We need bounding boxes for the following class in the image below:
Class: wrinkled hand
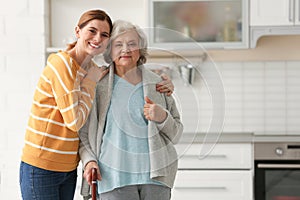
[156,73,174,96]
[144,96,167,123]
[86,66,109,82]
[83,161,102,186]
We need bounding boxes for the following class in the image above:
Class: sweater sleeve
[79,99,98,168]
[157,95,184,144]
[45,52,96,132]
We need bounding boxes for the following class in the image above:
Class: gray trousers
[99,184,171,200]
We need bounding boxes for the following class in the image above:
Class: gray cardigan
[79,64,183,199]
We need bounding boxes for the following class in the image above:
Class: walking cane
[91,168,97,200]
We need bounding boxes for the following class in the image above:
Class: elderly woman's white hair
[103,20,148,66]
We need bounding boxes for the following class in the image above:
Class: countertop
[179,132,300,144]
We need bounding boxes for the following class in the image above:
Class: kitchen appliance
[255,142,300,200]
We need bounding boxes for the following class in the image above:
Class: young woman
[19,9,113,200]
[79,20,183,200]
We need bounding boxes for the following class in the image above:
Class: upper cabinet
[251,0,300,26]
[46,0,300,53]
[250,0,300,47]
[148,0,249,50]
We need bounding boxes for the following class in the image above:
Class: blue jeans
[19,161,77,200]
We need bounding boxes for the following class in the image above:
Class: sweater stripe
[41,74,51,84]
[58,94,91,113]
[66,117,79,128]
[80,107,86,122]
[57,52,73,79]
[26,126,79,141]
[78,71,85,77]
[30,113,66,127]
[41,75,57,98]
[25,140,77,155]
[47,61,69,93]
[33,100,57,109]
[82,91,91,98]
[60,102,78,113]
[30,111,81,129]
[80,100,90,113]
[36,86,53,97]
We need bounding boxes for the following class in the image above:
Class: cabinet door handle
[175,186,227,190]
[183,154,227,159]
[257,163,300,169]
[298,0,300,22]
[290,0,295,22]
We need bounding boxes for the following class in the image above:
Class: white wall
[168,60,300,135]
[50,0,147,47]
[0,0,46,199]
[1,0,300,199]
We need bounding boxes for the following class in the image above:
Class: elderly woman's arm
[144,96,183,144]
[79,106,97,166]
[79,100,102,185]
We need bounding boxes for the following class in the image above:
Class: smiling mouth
[120,55,131,59]
[89,42,101,49]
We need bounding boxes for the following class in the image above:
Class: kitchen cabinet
[46,0,249,51]
[172,170,252,200]
[173,143,253,200]
[148,0,249,49]
[176,143,252,169]
[250,0,300,26]
[250,0,300,47]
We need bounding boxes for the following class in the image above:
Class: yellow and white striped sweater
[21,51,96,172]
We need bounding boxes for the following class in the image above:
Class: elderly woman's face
[111,30,140,68]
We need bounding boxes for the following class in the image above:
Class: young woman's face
[111,30,140,69]
[76,19,110,57]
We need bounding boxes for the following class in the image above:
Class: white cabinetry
[172,143,253,200]
[250,0,300,26]
[250,0,300,48]
[173,171,252,200]
[148,0,249,49]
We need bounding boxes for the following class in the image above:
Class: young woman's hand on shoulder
[86,66,109,82]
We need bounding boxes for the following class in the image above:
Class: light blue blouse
[98,75,162,194]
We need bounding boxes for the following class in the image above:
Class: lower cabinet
[171,170,252,200]
[172,143,253,200]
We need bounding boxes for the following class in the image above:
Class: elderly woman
[79,20,183,200]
